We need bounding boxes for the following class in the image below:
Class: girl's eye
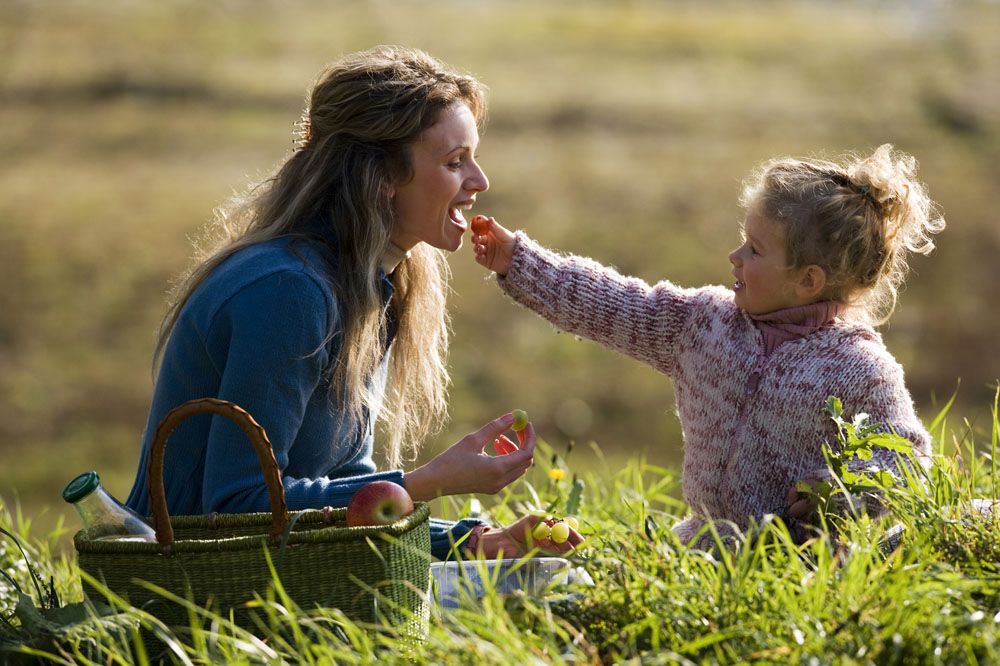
[447,160,463,170]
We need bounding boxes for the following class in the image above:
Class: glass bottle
[62,471,157,542]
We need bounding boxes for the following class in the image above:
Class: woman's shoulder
[188,237,337,325]
[207,237,331,292]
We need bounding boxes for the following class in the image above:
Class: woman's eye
[447,161,462,170]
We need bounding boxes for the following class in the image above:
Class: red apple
[346,480,414,527]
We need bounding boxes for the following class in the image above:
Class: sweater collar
[749,301,847,356]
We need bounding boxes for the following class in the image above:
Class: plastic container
[430,557,593,609]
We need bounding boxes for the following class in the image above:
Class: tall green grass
[2,396,998,664]
[3,1,1000,546]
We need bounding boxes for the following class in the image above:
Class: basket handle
[147,398,289,549]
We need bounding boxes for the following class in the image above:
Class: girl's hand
[472,514,584,559]
[404,413,536,501]
[471,215,516,276]
[786,480,822,522]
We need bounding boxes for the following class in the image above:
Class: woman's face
[390,102,489,253]
[728,201,807,315]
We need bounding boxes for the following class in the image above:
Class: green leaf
[871,470,897,489]
[565,477,585,516]
[39,601,115,628]
[13,593,58,636]
[867,434,914,454]
[841,470,861,485]
[825,396,843,420]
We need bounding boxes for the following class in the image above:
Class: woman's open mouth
[449,201,475,229]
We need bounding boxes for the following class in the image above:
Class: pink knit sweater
[497,233,930,546]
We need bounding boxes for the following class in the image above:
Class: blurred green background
[2,1,998,541]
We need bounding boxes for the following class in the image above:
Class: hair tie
[295,115,313,149]
[857,185,878,207]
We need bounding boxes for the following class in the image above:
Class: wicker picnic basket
[73,398,432,636]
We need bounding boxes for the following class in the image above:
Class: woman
[125,46,580,558]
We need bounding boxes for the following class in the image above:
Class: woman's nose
[466,162,489,193]
[728,248,740,265]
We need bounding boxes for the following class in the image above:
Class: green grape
[532,521,551,541]
[564,516,579,531]
[550,521,570,544]
[511,409,529,432]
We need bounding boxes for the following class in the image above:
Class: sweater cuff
[428,517,488,561]
[496,232,565,306]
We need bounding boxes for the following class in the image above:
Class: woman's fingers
[508,422,536,460]
[469,413,517,452]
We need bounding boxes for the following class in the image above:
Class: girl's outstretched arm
[472,217,705,377]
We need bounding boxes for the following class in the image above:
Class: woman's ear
[795,265,827,301]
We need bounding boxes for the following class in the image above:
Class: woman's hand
[404,413,536,501]
[472,514,584,559]
[471,215,516,276]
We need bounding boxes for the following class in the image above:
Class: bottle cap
[62,471,101,504]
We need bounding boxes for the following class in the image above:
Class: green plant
[0,527,123,662]
[796,396,916,519]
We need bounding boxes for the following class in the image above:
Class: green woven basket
[73,398,432,637]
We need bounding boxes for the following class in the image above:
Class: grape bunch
[532,516,579,544]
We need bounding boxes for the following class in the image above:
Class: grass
[2,396,999,664]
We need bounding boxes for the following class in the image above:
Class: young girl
[472,144,944,546]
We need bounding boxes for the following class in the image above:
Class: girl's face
[390,102,489,253]
[728,201,810,315]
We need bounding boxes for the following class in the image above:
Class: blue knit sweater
[125,226,480,558]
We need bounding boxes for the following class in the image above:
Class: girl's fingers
[787,497,815,520]
[786,486,800,507]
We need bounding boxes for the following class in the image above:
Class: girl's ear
[795,265,827,301]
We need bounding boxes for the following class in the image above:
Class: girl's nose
[728,248,740,265]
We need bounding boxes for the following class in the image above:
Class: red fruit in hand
[471,215,490,235]
[346,480,414,527]
[493,436,519,456]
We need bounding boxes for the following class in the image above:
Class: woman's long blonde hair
[155,46,487,466]
[741,144,945,326]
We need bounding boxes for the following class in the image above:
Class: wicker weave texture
[76,504,431,631]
